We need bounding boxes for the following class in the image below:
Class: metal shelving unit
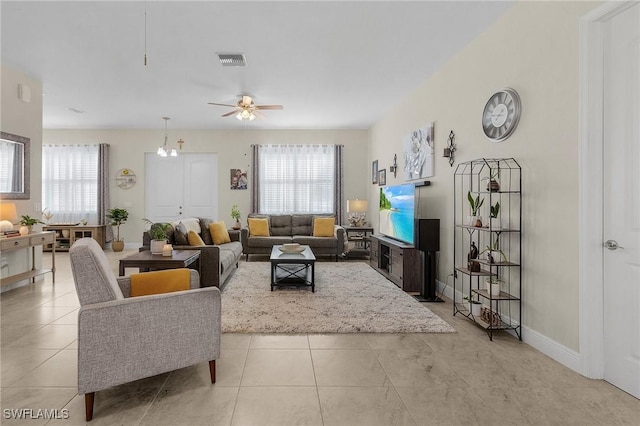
[453,158,522,340]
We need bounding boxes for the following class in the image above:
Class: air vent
[217,53,246,67]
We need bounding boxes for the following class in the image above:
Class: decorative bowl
[279,244,304,253]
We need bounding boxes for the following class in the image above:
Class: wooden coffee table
[119,250,201,282]
[270,245,316,292]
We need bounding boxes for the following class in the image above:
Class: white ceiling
[1,1,513,130]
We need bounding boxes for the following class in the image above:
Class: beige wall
[369,1,598,351]
[1,65,44,285]
[44,128,369,244]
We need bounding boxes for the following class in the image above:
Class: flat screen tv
[379,183,415,244]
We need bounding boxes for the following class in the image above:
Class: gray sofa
[240,214,345,261]
[142,218,242,290]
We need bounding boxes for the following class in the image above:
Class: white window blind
[0,141,16,192]
[42,145,99,224]
[259,145,335,214]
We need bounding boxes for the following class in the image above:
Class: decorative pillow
[180,218,202,235]
[199,218,214,245]
[313,217,335,237]
[248,218,270,237]
[209,221,231,245]
[174,222,189,246]
[187,230,205,246]
[130,268,190,297]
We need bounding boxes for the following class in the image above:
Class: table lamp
[346,199,368,227]
[0,202,18,232]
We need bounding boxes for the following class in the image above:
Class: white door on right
[602,1,640,399]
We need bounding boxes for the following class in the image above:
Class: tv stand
[369,235,420,293]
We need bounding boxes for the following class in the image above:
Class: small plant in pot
[484,169,500,192]
[142,218,172,255]
[480,237,507,264]
[489,201,501,230]
[485,278,504,298]
[106,208,129,252]
[17,215,44,235]
[231,204,241,230]
[464,296,482,317]
[467,191,484,227]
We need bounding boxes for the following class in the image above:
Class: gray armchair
[69,238,221,421]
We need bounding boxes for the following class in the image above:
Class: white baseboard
[436,279,582,374]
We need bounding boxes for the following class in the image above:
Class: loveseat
[240,214,345,261]
[141,218,242,289]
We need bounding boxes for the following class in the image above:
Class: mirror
[0,131,30,200]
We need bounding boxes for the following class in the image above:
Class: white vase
[467,215,482,227]
[486,279,502,298]
[150,239,166,255]
[470,302,482,317]
[19,225,30,236]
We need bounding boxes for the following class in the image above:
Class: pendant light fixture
[157,117,179,157]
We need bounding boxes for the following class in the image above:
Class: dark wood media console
[369,234,421,293]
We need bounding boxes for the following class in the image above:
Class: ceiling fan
[208,95,283,121]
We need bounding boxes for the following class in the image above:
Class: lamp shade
[0,202,17,232]
[347,199,368,213]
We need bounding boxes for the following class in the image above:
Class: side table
[344,226,374,259]
[119,250,202,284]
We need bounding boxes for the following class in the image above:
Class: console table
[369,234,420,293]
[0,231,56,286]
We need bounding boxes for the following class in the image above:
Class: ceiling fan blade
[255,105,283,110]
[221,110,239,117]
[254,110,268,119]
[208,102,237,108]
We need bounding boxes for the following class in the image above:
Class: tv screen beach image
[379,184,415,244]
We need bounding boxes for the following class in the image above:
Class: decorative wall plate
[116,168,136,189]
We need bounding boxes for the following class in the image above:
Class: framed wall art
[372,160,378,184]
[230,169,248,190]
[403,122,434,181]
[378,169,387,186]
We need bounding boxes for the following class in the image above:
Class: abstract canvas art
[403,123,434,180]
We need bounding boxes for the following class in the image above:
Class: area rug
[221,262,455,334]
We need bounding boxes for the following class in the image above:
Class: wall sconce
[443,130,456,167]
[389,154,398,178]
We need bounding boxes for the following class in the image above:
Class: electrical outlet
[123,202,132,207]
[33,202,41,212]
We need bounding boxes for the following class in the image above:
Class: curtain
[253,144,342,215]
[98,144,112,242]
[42,145,99,224]
[334,144,344,224]
[250,144,260,214]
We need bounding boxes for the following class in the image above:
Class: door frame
[578,0,637,379]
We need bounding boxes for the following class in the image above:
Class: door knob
[603,240,624,250]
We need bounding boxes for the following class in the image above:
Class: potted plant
[17,215,44,235]
[231,204,242,230]
[467,191,484,227]
[484,169,501,192]
[106,207,129,252]
[480,237,507,264]
[464,296,482,317]
[489,201,501,230]
[142,218,172,255]
[485,278,503,298]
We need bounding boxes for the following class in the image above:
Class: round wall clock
[116,168,136,189]
[482,88,521,142]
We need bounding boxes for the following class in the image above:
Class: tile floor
[1,249,638,425]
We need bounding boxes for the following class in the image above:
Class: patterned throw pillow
[174,222,189,245]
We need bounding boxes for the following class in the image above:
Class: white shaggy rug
[221,262,455,334]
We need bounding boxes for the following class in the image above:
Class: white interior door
[602,1,640,399]
[145,153,219,223]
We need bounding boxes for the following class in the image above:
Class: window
[42,145,99,224]
[259,145,335,214]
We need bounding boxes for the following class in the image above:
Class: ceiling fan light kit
[208,95,283,121]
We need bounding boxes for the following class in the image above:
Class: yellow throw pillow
[187,230,205,246]
[248,218,270,237]
[209,221,231,245]
[130,268,191,297]
[313,217,335,237]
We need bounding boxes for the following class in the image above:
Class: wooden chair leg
[209,360,216,383]
[85,392,95,421]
